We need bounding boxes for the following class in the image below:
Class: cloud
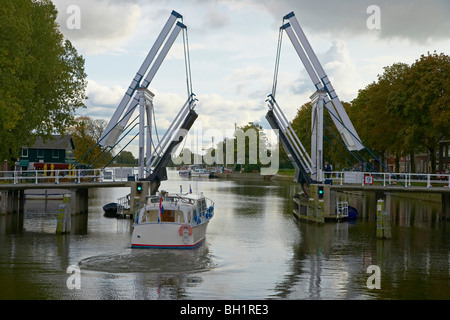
[223,66,273,98]
[202,5,231,30]
[319,40,362,101]
[86,80,125,106]
[244,0,450,43]
[54,0,141,55]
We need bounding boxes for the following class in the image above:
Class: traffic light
[318,186,324,199]
[136,182,143,195]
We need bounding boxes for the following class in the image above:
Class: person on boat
[325,162,332,178]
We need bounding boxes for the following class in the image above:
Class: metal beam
[282,12,364,151]
[99,11,183,148]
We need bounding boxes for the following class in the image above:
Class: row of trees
[349,51,449,173]
[289,51,449,173]
[171,122,275,173]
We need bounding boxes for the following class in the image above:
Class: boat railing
[336,200,349,219]
[117,194,130,215]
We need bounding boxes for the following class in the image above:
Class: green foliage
[67,116,112,168]
[0,0,87,164]
[349,63,408,158]
[232,122,271,173]
[290,101,353,170]
[115,151,138,166]
[387,52,450,172]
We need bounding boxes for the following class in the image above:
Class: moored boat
[103,202,119,217]
[131,191,214,249]
[190,168,211,178]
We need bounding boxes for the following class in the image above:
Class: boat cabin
[138,195,209,225]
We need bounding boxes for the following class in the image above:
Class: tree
[115,151,138,166]
[349,63,409,168]
[387,52,450,173]
[67,116,112,168]
[0,0,87,165]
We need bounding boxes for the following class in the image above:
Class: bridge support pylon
[70,188,88,215]
[293,184,336,223]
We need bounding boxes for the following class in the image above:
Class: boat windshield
[197,198,207,212]
[147,195,196,205]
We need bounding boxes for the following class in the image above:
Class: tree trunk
[410,152,415,173]
[429,147,436,174]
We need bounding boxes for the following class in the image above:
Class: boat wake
[78,245,216,274]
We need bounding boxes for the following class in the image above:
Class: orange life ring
[179,225,193,236]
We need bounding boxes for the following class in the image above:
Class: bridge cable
[100,132,140,171]
[271,27,284,98]
[182,26,193,97]
[323,134,355,169]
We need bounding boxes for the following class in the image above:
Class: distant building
[384,138,449,173]
[18,135,76,170]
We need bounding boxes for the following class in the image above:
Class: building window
[52,149,59,158]
[37,149,44,158]
[22,148,28,158]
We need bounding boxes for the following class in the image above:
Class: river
[0,169,449,300]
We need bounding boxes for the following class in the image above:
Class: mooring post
[376,199,384,238]
[376,198,391,239]
[56,194,71,234]
[316,199,325,224]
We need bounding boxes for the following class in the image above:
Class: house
[384,137,450,174]
[19,135,76,170]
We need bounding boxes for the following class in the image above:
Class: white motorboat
[131,191,214,249]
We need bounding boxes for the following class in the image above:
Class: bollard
[307,198,315,219]
[316,199,325,224]
[56,194,71,234]
[376,199,391,239]
[376,199,384,238]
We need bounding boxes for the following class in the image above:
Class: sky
[53,0,450,158]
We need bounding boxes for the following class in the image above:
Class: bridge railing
[327,171,450,189]
[0,167,139,185]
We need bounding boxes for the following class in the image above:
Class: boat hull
[131,221,209,249]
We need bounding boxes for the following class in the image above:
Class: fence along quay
[0,167,138,215]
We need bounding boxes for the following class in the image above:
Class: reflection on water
[0,169,449,300]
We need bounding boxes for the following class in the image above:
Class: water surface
[0,170,449,300]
